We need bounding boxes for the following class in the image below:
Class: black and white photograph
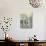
[20,14,32,28]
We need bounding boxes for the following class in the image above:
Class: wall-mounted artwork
[20,13,33,29]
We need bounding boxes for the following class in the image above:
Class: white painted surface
[0,0,46,40]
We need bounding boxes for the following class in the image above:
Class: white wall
[0,0,46,40]
[33,8,46,40]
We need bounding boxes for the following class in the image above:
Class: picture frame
[20,13,33,29]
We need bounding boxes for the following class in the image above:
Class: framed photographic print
[20,13,33,29]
